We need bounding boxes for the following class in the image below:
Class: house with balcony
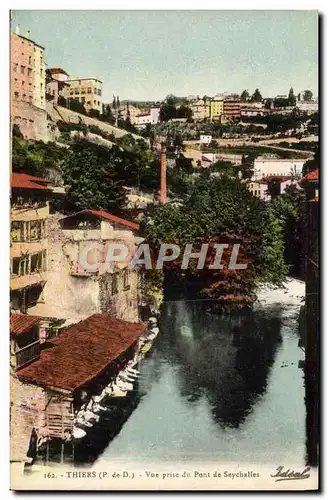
[10,173,57,314]
[10,314,42,371]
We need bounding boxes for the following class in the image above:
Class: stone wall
[34,213,140,323]
[10,376,46,462]
[11,100,48,141]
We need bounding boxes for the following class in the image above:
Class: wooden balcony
[15,340,40,370]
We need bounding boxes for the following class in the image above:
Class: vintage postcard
[9,9,319,491]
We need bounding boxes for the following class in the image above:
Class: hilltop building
[135,107,160,128]
[63,78,103,114]
[10,31,47,140]
[209,100,224,122]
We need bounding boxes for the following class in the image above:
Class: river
[88,279,306,468]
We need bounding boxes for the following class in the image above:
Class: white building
[253,158,306,180]
[200,134,212,145]
[135,107,160,128]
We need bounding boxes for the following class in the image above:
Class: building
[135,107,160,128]
[253,158,307,180]
[45,68,70,106]
[118,104,142,125]
[190,99,210,121]
[63,78,103,114]
[199,134,212,145]
[297,101,319,114]
[10,173,56,314]
[11,313,147,461]
[209,100,224,121]
[223,99,241,120]
[10,31,47,140]
[37,209,141,324]
[240,108,265,118]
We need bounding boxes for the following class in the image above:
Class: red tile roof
[11,173,51,191]
[302,168,319,181]
[16,314,146,391]
[61,209,139,231]
[10,314,41,335]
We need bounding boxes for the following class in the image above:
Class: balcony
[15,340,40,370]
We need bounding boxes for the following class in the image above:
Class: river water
[91,280,306,467]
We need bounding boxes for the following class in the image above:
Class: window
[87,87,91,93]
[40,69,43,77]
[14,91,19,98]
[22,81,25,87]
[97,101,100,106]
[111,274,118,295]
[13,63,18,72]
[22,94,26,100]
[70,91,74,96]
[123,271,130,290]
[11,221,24,242]
[29,220,43,241]
[74,89,79,95]
[28,56,31,64]
[12,257,20,276]
[94,100,96,105]
[81,97,85,103]
[20,65,25,74]
[81,89,86,95]
[97,89,101,96]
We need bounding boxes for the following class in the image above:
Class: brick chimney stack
[160,142,167,203]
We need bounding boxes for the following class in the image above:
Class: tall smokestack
[160,142,167,203]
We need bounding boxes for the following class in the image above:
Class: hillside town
[10,20,319,475]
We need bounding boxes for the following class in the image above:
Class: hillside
[46,103,146,142]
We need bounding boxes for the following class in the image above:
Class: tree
[303,90,313,102]
[67,98,87,115]
[144,175,288,311]
[240,89,250,102]
[251,88,263,103]
[61,139,126,212]
[264,98,273,109]
[102,104,116,125]
[117,96,120,109]
[302,147,319,175]
[288,87,296,107]
[112,95,117,110]
[271,184,306,276]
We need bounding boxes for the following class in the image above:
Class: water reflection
[159,301,283,429]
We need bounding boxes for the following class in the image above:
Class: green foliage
[61,139,126,212]
[302,147,319,175]
[12,132,66,177]
[288,87,296,107]
[240,89,250,102]
[303,90,313,102]
[144,175,288,309]
[270,184,306,275]
[251,88,263,103]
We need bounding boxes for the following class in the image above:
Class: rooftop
[60,209,140,231]
[11,173,52,191]
[16,314,146,391]
[302,168,319,181]
[10,314,41,336]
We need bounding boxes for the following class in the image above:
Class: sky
[11,10,318,103]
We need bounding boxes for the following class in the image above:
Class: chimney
[160,142,167,203]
